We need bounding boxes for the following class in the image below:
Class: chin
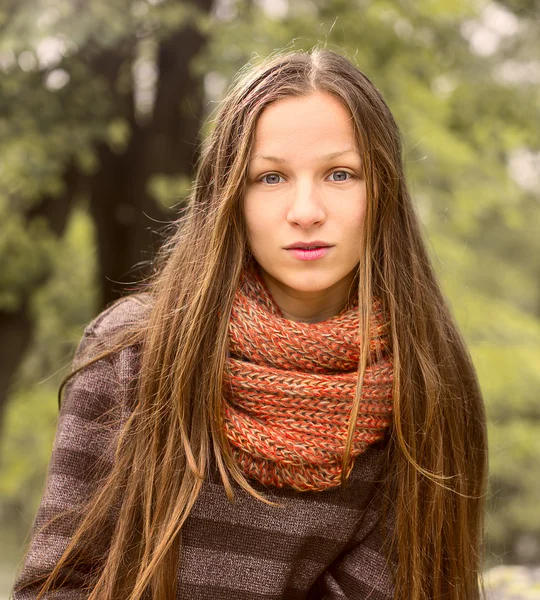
[276,268,347,294]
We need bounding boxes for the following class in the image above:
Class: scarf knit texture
[224,267,393,492]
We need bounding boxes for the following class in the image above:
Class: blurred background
[0,0,539,597]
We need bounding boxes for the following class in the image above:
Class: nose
[286,181,326,229]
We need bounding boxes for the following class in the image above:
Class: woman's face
[244,92,367,319]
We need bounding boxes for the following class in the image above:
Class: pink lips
[286,247,331,261]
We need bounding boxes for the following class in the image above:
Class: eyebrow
[249,149,360,163]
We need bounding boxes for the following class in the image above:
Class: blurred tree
[0,0,214,426]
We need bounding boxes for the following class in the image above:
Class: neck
[258,268,358,323]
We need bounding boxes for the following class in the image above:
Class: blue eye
[329,170,352,182]
[260,173,284,185]
[257,171,353,184]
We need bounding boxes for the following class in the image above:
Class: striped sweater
[12,297,395,600]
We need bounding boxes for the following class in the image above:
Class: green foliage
[0,200,57,311]
[0,385,58,511]
[0,207,97,557]
[22,206,98,380]
[488,420,540,562]
[148,173,192,209]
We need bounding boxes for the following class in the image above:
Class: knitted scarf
[224,266,393,492]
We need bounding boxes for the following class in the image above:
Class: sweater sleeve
[11,304,133,600]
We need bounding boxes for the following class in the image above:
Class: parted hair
[16,47,487,600]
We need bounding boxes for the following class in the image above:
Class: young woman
[12,48,488,600]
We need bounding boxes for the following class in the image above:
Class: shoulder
[71,293,153,374]
[84,293,153,339]
[65,295,153,415]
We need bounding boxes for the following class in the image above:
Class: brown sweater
[12,297,395,600]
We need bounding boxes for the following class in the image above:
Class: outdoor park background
[0,0,539,596]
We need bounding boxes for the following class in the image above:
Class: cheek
[353,186,368,227]
[244,193,282,234]
[358,204,367,229]
[243,196,274,253]
[243,199,261,244]
[338,195,367,233]
[337,199,366,256]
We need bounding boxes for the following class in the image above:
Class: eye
[259,173,285,185]
[328,170,353,182]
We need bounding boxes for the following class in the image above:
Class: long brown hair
[16,48,488,600]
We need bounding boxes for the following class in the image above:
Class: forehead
[251,92,357,156]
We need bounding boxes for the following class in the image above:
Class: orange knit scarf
[224,266,393,492]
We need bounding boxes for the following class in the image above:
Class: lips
[285,246,332,261]
[284,241,332,249]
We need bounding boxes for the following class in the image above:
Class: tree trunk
[90,3,214,308]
